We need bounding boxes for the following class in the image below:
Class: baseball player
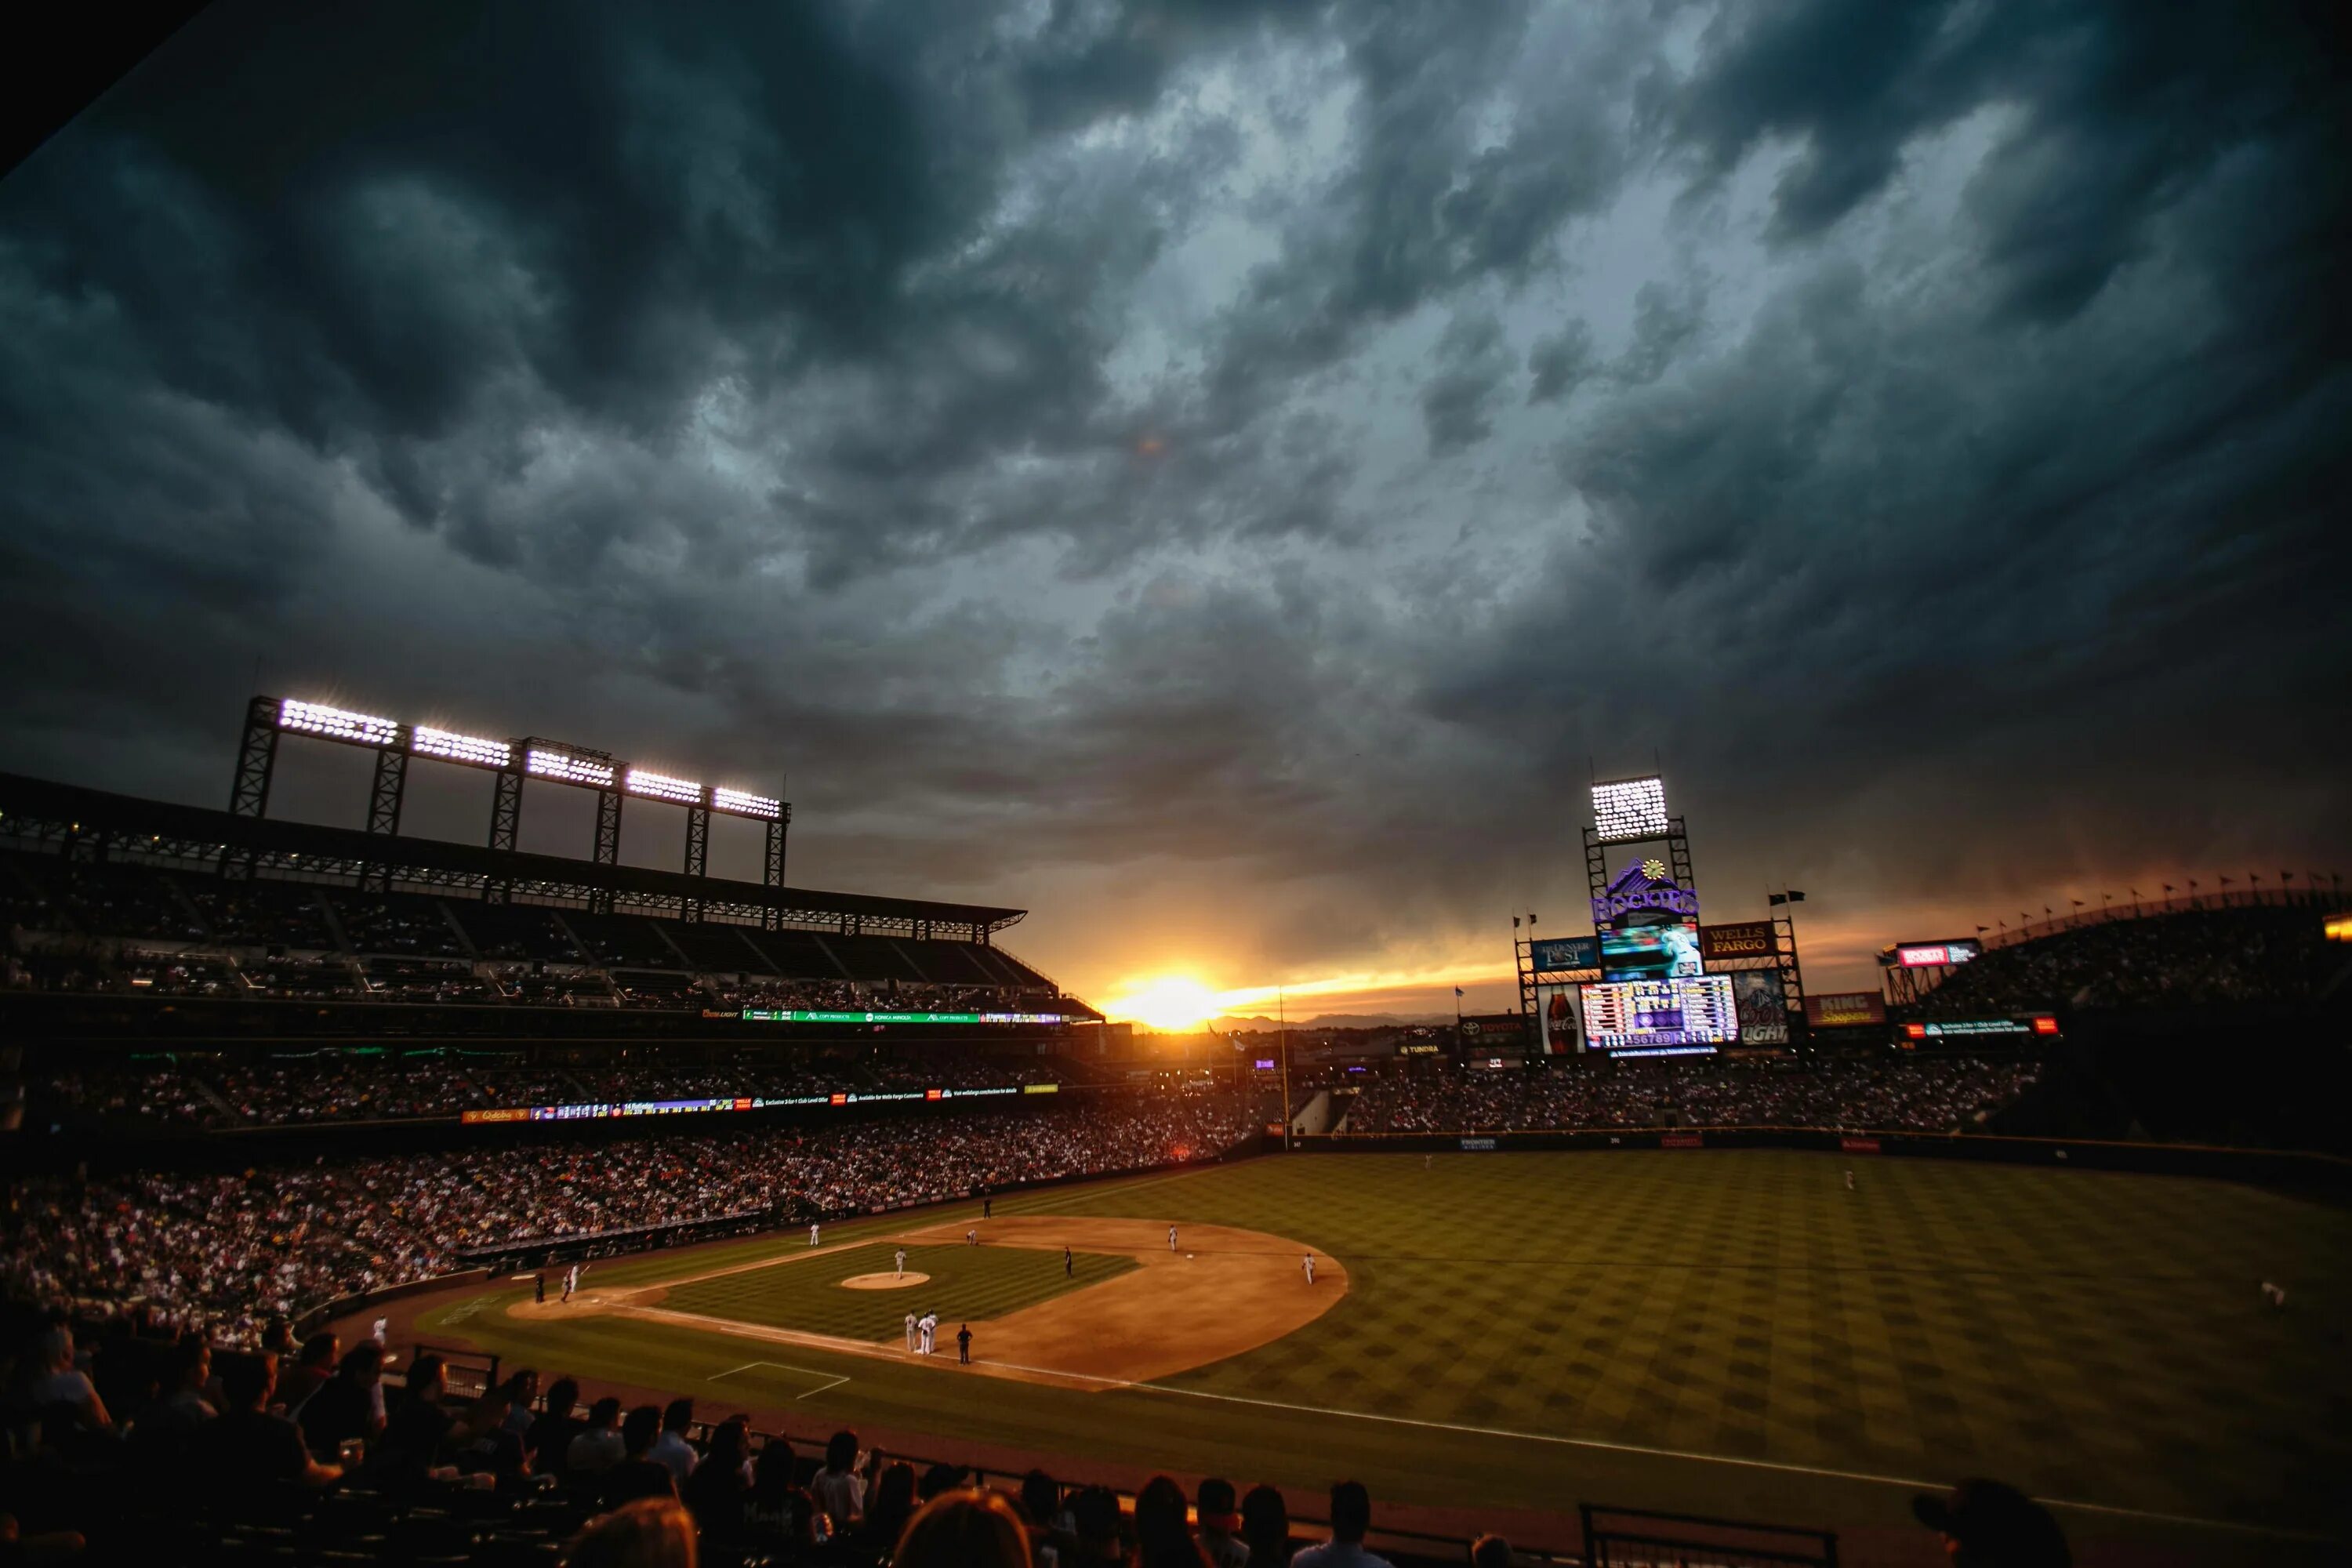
[921,1313,938,1354]
[966,1229,977,1247]
[371,1316,388,1345]
[956,1323,972,1364]
[564,1263,579,1301]
[1301,1253,1316,1285]
[1844,1170,1856,1191]
[895,1248,906,1279]
[1168,1225,1178,1254]
[810,1221,822,1247]
[904,1312,917,1351]
[1063,1247,1073,1277]
[2262,1281,2288,1308]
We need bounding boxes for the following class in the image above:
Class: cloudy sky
[2,0,2346,1016]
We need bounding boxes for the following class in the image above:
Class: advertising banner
[1529,935,1600,974]
[1700,920,1777,964]
[1888,938,1984,968]
[1536,983,1584,1054]
[1841,1137,1882,1153]
[1591,858,1701,925]
[1729,969,1790,1045]
[1661,1134,1704,1148]
[1805,991,1887,1027]
[1457,1012,1530,1048]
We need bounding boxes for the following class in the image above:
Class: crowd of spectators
[0,1313,2071,1568]
[1918,908,2336,1016]
[34,1049,1104,1130]
[1341,1057,2040,1134]
[3,1090,1265,1339]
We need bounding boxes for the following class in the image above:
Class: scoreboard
[1580,975,1738,1056]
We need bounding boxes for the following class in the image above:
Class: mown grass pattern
[427,1152,2352,1545]
[661,1240,1135,1341]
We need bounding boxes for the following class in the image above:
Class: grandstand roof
[0,771,1025,938]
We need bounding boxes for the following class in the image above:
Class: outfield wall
[1297,1127,2352,1196]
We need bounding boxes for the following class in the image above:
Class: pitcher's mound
[840,1272,931,1290]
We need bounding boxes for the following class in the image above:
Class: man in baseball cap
[1912,1479,2069,1568]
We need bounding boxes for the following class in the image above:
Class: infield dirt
[507,1214,1345,1388]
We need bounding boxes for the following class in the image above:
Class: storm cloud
[2,0,2346,1001]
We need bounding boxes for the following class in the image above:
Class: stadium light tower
[229,695,788,909]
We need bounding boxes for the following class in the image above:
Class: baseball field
[394,1150,2351,1559]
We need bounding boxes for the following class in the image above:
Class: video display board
[1899,1015,2058,1045]
[1529,935,1599,974]
[1536,983,1583,1054]
[740,1008,1069,1025]
[1729,969,1790,1045]
[1601,915,1704,982]
[1889,939,1984,968]
[1579,975,1737,1056]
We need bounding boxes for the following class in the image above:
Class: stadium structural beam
[589,787,623,913]
[1581,826,1610,934]
[760,806,789,931]
[1666,815,1694,898]
[227,696,280,821]
[485,754,524,905]
[359,731,411,893]
[1773,905,1808,1045]
[682,793,711,923]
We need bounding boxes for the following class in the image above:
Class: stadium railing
[1580,1504,1836,1568]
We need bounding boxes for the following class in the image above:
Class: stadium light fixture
[1591,775,1669,844]
[713,786,782,820]
[412,726,512,768]
[526,747,617,788]
[278,699,398,747]
[625,768,703,806]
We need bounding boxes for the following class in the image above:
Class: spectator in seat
[1240,1486,1292,1568]
[1912,1480,2070,1568]
[298,1341,383,1461]
[568,1396,626,1478]
[203,1352,342,1498]
[274,1334,338,1415]
[809,1429,865,1535]
[649,1396,698,1485]
[1067,1485,1125,1568]
[371,1352,459,1487]
[27,1329,110,1433]
[894,1489,1033,1568]
[601,1406,677,1509]
[1134,1475,1208,1568]
[1197,1478,1250,1568]
[1292,1483,1388,1568]
[527,1375,583,1482]
[497,1367,541,1436]
[568,1496,699,1568]
[859,1462,919,1561]
[920,1461,968,1503]
[1019,1469,1071,1568]
[743,1442,816,1550]
[682,1417,754,1538]
[1469,1537,1510,1568]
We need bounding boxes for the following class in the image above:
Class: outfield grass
[419,1152,2352,1555]
[660,1241,1134,1339]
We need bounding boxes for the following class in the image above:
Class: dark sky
[2,0,2347,1011]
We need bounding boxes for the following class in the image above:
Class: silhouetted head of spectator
[586,1396,622,1431]
[1327,1482,1371,1545]
[220,1352,274,1413]
[920,1461,967,1501]
[895,1489,1033,1568]
[1070,1485,1123,1563]
[168,1337,211,1396]
[1134,1475,1203,1568]
[297,1332,337,1370]
[337,1341,383,1385]
[622,1405,662,1458]
[1240,1484,1289,1563]
[262,1318,296,1356]
[662,1396,693,1436]
[544,1376,579,1421]
[568,1497,698,1568]
[1470,1535,1511,1568]
[706,1417,749,1471]
[405,1352,446,1403]
[1914,1481,2069,1568]
[1019,1469,1061,1528]
[823,1428,858,1473]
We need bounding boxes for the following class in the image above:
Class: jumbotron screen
[1579,975,1737,1056]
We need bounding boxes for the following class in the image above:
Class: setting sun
[1102,976,1225,1031]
